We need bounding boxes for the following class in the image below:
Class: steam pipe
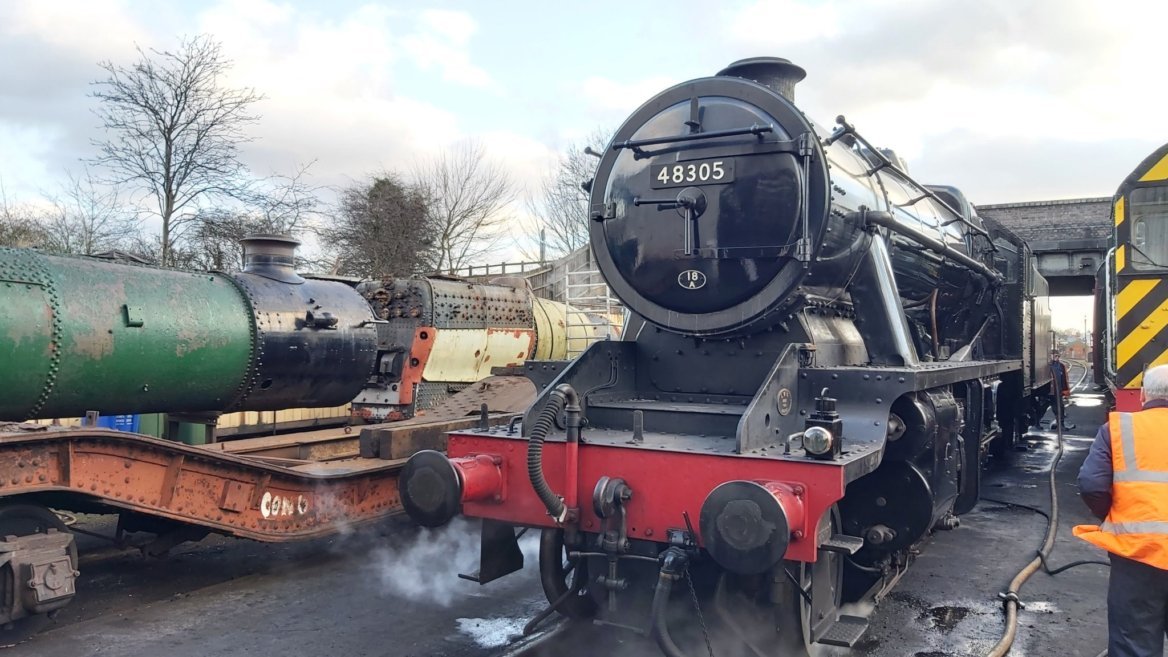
[930,289,941,359]
[859,209,1003,284]
[649,547,689,657]
[560,384,581,514]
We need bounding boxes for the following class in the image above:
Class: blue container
[92,414,140,433]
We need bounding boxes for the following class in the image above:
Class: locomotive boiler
[351,276,617,422]
[398,57,1050,655]
[0,235,377,421]
[0,237,618,428]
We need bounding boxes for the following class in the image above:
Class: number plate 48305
[650,158,735,189]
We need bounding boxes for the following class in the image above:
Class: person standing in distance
[1048,349,1075,430]
[1076,364,1168,657]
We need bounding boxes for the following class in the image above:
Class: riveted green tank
[1,247,254,419]
[0,237,378,421]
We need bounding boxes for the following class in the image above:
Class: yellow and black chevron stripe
[1114,143,1168,388]
[1116,277,1168,387]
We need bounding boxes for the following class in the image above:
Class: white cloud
[725,0,841,45]
[1,0,147,58]
[578,75,675,114]
[184,2,501,185]
[416,9,478,45]
[401,9,492,89]
[3,0,1166,263]
[707,0,1168,202]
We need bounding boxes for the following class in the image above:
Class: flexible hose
[528,392,568,522]
[649,549,689,657]
[985,373,1066,657]
[983,499,1108,573]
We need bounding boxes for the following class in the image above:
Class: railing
[563,255,622,357]
[438,261,549,278]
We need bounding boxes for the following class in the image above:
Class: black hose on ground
[982,499,1109,574]
[649,547,689,657]
[527,385,579,523]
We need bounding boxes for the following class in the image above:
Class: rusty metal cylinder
[0,243,377,420]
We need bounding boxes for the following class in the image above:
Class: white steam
[371,517,481,606]
[370,519,542,607]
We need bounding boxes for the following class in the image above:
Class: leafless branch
[519,129,609,261]
[89,35,262,266]
[41,169,138,255]
[412,140,516,273]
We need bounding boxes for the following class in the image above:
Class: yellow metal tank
[531,297,622,360]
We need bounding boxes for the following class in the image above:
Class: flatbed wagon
[0,376,535,630]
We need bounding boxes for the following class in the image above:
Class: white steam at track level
[369,518,539,607]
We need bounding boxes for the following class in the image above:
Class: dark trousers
[1033,392,1067,427]
[1109,554,1168,657]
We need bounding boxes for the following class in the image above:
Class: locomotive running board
[817,615,869,648]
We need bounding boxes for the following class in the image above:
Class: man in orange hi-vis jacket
[1076,364,1168,657]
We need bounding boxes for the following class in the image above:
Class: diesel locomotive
[398,57,1052,655]
[1094,142,1168,411]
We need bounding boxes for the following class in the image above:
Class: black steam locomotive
[398,57,1051,655]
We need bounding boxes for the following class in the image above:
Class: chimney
[240,234,303,284]
[717,57,806,102]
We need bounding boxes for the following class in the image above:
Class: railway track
[1066,359,1090,394]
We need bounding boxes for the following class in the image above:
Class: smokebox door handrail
[613,124,775,154]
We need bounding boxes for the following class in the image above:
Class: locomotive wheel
[715,509,844,656]
[538,528,597,619]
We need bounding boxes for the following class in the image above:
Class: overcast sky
[2,0,1162,329]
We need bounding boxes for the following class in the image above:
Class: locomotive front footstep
[400,55,1056,657]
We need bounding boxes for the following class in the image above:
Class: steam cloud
[372,517,482,606]
[368,518,541,607]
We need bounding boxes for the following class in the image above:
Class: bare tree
[90,35,262,266]
[322,175,435,278]
[248,162,322,235]
[523,131,609,260]
[0,206,49,250]
[42,171,138,255]
[412,141,515,273]
[0,179,48,249]
[178,163,325,272]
